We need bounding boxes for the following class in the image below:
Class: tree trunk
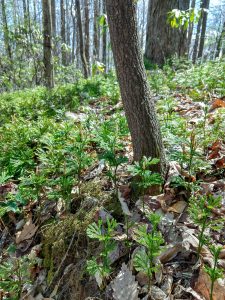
[93,0,100,61]
[192,0,204,63]
[51,0,56,37]
[1,0,12,61]
[105,0,167,177]
[84,0,90,72]
[71,0,76,63]
[215,21,225,58]
[75,0,88,78]
[188,0,196,54]
[145,0,189,65]
[102,1,107,67]
[22,0,27,22]
[61,0,67,65]
[140,0,146,51]
[197,0,210,59]
[42,0,54,88]
[66,0,72,64]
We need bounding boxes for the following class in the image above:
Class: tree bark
[192,0,204,63]
[102,1,107,67]
[1,0,12,61]
[42,0,54,88]
[197,0,210,59]
[75,0,88,78]
[145,0,189,65]
[105,0,167,177]
[188,0,196,54]
[61,0,67,65]
[215,21,225,58]
[93,0,100,61]
[51,0,56,37]
[84,0,90,71]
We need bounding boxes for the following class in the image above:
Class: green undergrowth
[1,60,225,298]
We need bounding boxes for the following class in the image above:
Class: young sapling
[128,157,162,211]
[188,194,223,258]
[133,213,164,292]
[86,218,118,288]
[205,245,224,300]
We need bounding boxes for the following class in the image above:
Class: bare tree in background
[42,0,54,88]
[145,0,190,65]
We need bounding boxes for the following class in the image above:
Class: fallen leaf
[16,218,38,244]
[168,200,187,214]
[118,190,132,216]
[112,263,139,300]
[194,268,225,300]
[158,243,183,263]
[210,98,225,111]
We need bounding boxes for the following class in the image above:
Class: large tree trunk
[1,0,12,61]
[75,0,89,78]
[42,0,54,88]
[145,0,190,65]
[84,0,90,72]
[93,0,100,61]
[197,0,210,59]
[105,0,167,177]
[61,0,67,65]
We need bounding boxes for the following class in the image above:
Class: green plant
[128,157,162,211]
[86,218,118,288]
[97,116,129,194]
[133,213,164,292]
[0,253,32,300]
[205,245,224,300]
[188,194,223,258]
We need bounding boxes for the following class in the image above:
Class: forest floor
[0,60,225,300]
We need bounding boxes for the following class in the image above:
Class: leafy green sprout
[205,245,224,300]
[133,213,164,292]
[188,194,223,259]
[128,157,162,211]
[86,218,118,287]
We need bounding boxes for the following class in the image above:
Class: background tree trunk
[105,0,167,177]
[84,0,90,72]
[216,21,225,58]
[198,0,210,59]
[188,0,196,54]
[61,0,67,65]
[93,0,100,61]
[1,0,12,61]
[75,0,89,78]
[192,0,204,63]
[42,0,54,88]
[145,0,190,65]
[102,1,107,67]
[51,0,56,37]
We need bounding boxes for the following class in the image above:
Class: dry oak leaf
[112,263,139,300]
[194,268,225,300]
[16,218,38,244]
[210,98,225,111]
[168,200,187,214]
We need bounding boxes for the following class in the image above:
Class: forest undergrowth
[0,60,225,300]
